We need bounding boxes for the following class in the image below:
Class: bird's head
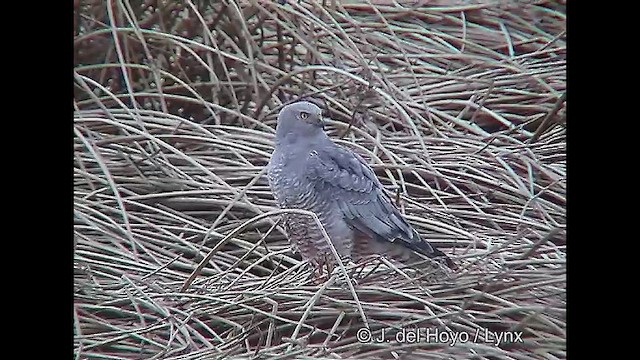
[275,101,326,144]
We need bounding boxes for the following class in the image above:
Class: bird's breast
[268,148,316,208]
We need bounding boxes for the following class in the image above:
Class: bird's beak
[319,113,327,129]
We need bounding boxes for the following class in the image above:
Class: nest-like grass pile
[74,1,565,359]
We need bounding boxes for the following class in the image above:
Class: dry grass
[74,0,566,359]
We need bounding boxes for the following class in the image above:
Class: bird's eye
[299,111,309,120]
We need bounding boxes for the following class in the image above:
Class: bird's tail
[429,247,457,270]
[402,232,457,270]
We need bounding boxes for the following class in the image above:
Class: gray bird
[267,101,455,273]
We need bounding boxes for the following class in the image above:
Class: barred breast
[268,153,354,264]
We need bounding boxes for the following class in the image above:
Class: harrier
[267,101,455,274]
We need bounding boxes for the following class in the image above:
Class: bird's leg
[325,256,334,279]
[311,256,328,285]
[310,254,335,284]
[351,254,383,279]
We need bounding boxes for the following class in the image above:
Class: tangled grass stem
[74,0,565,358]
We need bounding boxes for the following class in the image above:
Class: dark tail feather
[430,247,457,270]
[404,240,457,270]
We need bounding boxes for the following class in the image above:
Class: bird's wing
[305,142,439,257]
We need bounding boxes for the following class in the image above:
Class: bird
[267,101,455,276]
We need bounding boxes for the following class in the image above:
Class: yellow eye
[299,111,309,120]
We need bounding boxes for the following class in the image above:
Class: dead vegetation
[74,1,566,359]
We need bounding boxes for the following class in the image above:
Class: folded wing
[305,142,449,262]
